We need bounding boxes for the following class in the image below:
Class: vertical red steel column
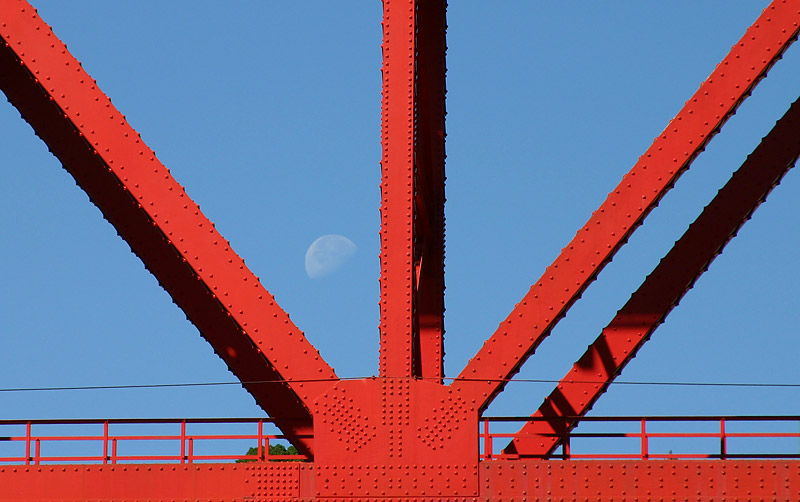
[379,0,417,378]
[379,0,448,379]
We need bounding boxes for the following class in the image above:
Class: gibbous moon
[305,234,357,279]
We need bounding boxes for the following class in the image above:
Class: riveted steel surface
[0,464,256,501]
[507,97,800,457]
[379,0,448,381]
[3,461,800,501]
[313,379,478,497]
[378,0,417,378]
[451,0,800,412]
[0,0,337,455]
[2,0,800,500]
[480,460,800,501]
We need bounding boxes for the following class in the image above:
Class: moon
[305,235,357,279]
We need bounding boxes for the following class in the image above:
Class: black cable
[1,376,799,393]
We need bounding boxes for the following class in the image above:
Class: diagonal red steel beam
[379,0,448,379]
[0,1,336,455]
[504,97,800,457]
[451,0,800,411]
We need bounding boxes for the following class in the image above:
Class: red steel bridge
[1,1,800,500]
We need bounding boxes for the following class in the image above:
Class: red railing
[0,418,309,465]
[480,416,800,460]
[2,416,799,464]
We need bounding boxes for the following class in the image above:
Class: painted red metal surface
[2,460,800,501]
[451,0,800,411]
[378,0,448,381]
[378,0,447,381]
[1,0,799,500]
[478,460,800,501]
[378,0,418,379]
[306,3,477,496]
[505,97,800,457]
[0,464,305,501]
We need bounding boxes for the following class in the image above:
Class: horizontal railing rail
[0,418,310,465]
[480,415,800,460]
[2,416,799,464]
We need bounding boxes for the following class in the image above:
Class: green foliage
[236,443,301,463]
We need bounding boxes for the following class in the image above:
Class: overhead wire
[1,376,800,393]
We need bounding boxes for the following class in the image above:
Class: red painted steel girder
[0,1,337,455]
[505,97,800,457]
[451,1,800,412]
[378,0,448,379]
[378,0,417,378]
[1,0,800,499]
[3,460,800,501]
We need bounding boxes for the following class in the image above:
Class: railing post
[24,422,31,466]
[103,420,109,464]
[483,419,492,460]
[641,418,648,459]
[562,420,570,460]
[188,438,194,464]
[720,418,727,459]
[34,438,41,465]
[112,438,118,464]
[257,419,264,462]
[180,420,187,464]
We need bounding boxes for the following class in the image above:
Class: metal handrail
[0,418,310,465]
[2,416,799,464]
[479,415,800,460]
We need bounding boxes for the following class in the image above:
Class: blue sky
[1,1,798,432]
